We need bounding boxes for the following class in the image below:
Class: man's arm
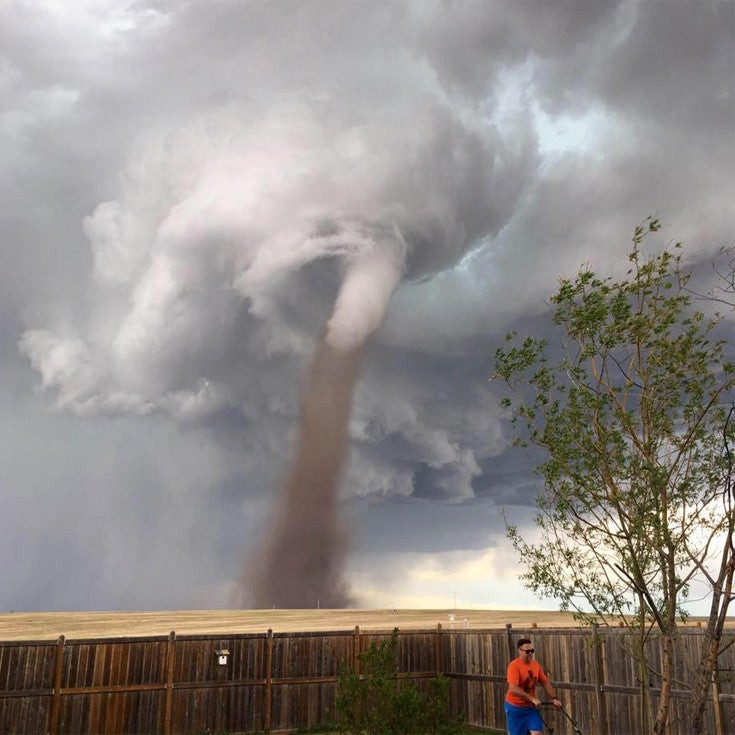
[507,683,541,707]
[541,679,562,708]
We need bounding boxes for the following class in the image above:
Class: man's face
[519,643,534,662]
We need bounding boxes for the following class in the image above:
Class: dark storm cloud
[347,496,506,556]
[417,0,623,102]
[0,353,258,612]
[595,2,734,127]
[2,0,733,610]
[343,340,506,501]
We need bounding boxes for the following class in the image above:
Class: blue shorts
[504,701,544,735]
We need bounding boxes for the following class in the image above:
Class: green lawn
[303,729,504,735]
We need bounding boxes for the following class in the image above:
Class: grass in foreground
[302,729,503,735]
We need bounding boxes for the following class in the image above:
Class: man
[505,638,561,735]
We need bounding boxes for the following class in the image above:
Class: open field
[0,608,723,641]
[0,608,577,641]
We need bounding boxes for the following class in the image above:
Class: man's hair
[517,638,532,649]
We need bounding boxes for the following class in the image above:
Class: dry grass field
[0,608,721,641]
[0,608,588,641]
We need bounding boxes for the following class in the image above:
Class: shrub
[336,628,461,734]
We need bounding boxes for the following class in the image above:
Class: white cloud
[349,545,558,611]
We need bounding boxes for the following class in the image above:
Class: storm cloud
[2,0,733,611]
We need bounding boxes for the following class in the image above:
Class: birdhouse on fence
[215,649,230,665]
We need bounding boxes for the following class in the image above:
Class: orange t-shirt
[506,658,548,707]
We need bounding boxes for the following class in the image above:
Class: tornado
[250,338,360,607]
[244,233,405,608]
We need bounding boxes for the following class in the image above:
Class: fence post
[263,629,274,734]
[353,626,361,675]
[505,624,514,660]
[436,623,443,675]
[47,634,65,735]
[591,624,609,735]
[163,631,176,735]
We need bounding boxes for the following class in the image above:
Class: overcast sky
[2,0,733,614]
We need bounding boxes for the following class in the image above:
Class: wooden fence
[1,625,733,735]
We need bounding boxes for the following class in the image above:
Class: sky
[1,0,734,614]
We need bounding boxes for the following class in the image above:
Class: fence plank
[436,623,443,675]
[48,635,65,735]
[163,631,175,735]
[263,629,273,734]
[592,623,610,735]
[353,625,360,674]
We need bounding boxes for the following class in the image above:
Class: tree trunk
[653,632,673,735]
[637,599,650,734]
[690,556,733,734]
[639,655,649,734]
[689,636,720,735]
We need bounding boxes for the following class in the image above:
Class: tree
[493,219,734,735]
